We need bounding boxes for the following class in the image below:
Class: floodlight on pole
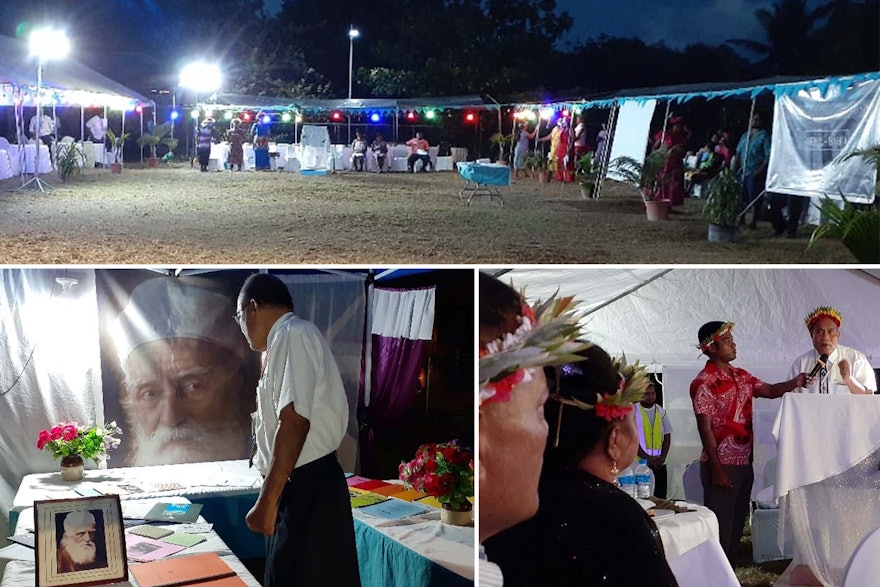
[179,62,221,166]
[18,27,70,192]
[348,27,359,101]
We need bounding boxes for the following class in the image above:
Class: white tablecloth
[5,144,51,175]
[0,150,12,179]
[772,394,880,500]
[654,502,720,560]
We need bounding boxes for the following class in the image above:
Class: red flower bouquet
[399,440,474,510]
[37,421,122,465]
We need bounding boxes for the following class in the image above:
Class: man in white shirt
[236,273,359,587]
[634,378,673,498]
[29,112,56,163]
[789,306,876,395]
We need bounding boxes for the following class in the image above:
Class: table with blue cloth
[456,161,510,205]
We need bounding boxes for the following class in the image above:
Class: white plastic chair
[682,460,704,505]
[843,526,880,586]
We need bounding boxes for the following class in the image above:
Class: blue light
[170,110,180,121]
[261,114,271,124]
[370,113,381,123]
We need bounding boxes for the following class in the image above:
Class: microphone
[808,354,830,379]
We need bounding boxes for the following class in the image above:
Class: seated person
[371,134,388,172]
[350,131,367,172]
[484,346,678,587]
[405,131,432,173]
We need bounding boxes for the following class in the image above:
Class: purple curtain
[359,335,429,477]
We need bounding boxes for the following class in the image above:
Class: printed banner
[767,79,880,202]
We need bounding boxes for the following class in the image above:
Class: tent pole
[736,98,758,220]
[593,103,618,200]
[80,106,84,143]
[659,101,671,145]
[139,110,144,163]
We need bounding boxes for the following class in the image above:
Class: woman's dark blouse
[484,468,678,587]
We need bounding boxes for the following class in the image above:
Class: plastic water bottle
[617,465,636,498]
[635,458,652,499]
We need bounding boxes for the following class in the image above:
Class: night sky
[265,0,826,51]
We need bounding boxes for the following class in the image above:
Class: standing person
[732,112,772,229]
[573,115,589,159]
[29,111,57,165]
[789,306,877,394]
[405,131,431,173]
[350,131,367,171]
[478,273,589,585]
[635,377,672,498]
[653,115,691,207]
[253,115,272,170]
[226,118,245,172]
[370,134,388,172]
[513,122,536,179]
[538,116,571,182]
[196,118,214,172]
[235,273,360,587]
[595,122,609,166]
[690,321,807,562]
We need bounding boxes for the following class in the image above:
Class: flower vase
[440,503,473,526]
[60,455,84,481]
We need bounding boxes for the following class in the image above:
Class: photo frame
[34,495,128,587]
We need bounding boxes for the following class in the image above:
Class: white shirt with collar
[29,114,55,138]
[252,312,348,476]
[789,344,877,394]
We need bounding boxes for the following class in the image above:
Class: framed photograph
[34,495,128,587]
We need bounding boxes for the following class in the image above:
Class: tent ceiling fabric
[502,268,880,368]
[209,94,487,113]
[0,35,152,107]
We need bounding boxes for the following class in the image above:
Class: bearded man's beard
[60,536,96,567]
[126,417,249,467]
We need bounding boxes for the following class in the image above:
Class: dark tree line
[1,0,876,101]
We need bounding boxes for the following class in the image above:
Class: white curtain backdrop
[768,79,880,202]
[605,99,657,181]
[370,287,435,340]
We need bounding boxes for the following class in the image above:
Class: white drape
[370,287,435,341]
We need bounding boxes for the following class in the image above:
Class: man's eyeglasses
[233,301,252,324]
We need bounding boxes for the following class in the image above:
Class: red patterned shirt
[690,361,764,466]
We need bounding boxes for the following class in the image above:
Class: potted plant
[136,122,178,168]
[806,144,880,262]
[608,150,669,220]
[105,128,130,174]
[702,167,743,242]
[575,151,599,199]
[520,151,544,179]
[55,142,86,183]
[399,439,474,525]
[37,420,122,480]
[489,132,514,165]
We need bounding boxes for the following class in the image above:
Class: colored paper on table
[125,534,186,562]
[391,488,428,502]
[370,484,408,497]
[359,498,432,520]
[145,502,203,523]
[348,487,388,508]
[129,552,244,587]
[415,495,442,509]
[180,523,213,534]
[351,479,390,491]
[345,475,371,486]
[161,533,207,548]
[128,525,175,539]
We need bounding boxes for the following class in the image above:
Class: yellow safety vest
[637,404,663,456]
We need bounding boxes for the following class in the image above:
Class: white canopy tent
[498,267,880,500]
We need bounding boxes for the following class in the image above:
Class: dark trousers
[197,148,210,171]
[742,171,766,227]
[649,463,668,499]
[407,153,431,172]
[700,462,753,563]
[768,192,807,236]
[265,453,361,587]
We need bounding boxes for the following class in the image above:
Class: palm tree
[727,0,828,75]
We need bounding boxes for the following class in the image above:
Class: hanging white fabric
[605,99,658,182]
[767,79,880,203]
[370,287,435,341]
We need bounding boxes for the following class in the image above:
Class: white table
[772,394,880,586]
[5,144,51,175]
[1,498,260,587]
[0,151,12,179]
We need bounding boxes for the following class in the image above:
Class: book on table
[144,502,204,523]
[129,552,247,587]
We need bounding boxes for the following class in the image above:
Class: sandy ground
[0,163,855,264]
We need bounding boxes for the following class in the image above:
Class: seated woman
[483,345,678,587]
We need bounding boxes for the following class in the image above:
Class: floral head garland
[696,322,735,352]
[550,354,649,421]
[804,306,842,332]
[479,290,591,406]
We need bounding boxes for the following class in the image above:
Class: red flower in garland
[594,396,634,422]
